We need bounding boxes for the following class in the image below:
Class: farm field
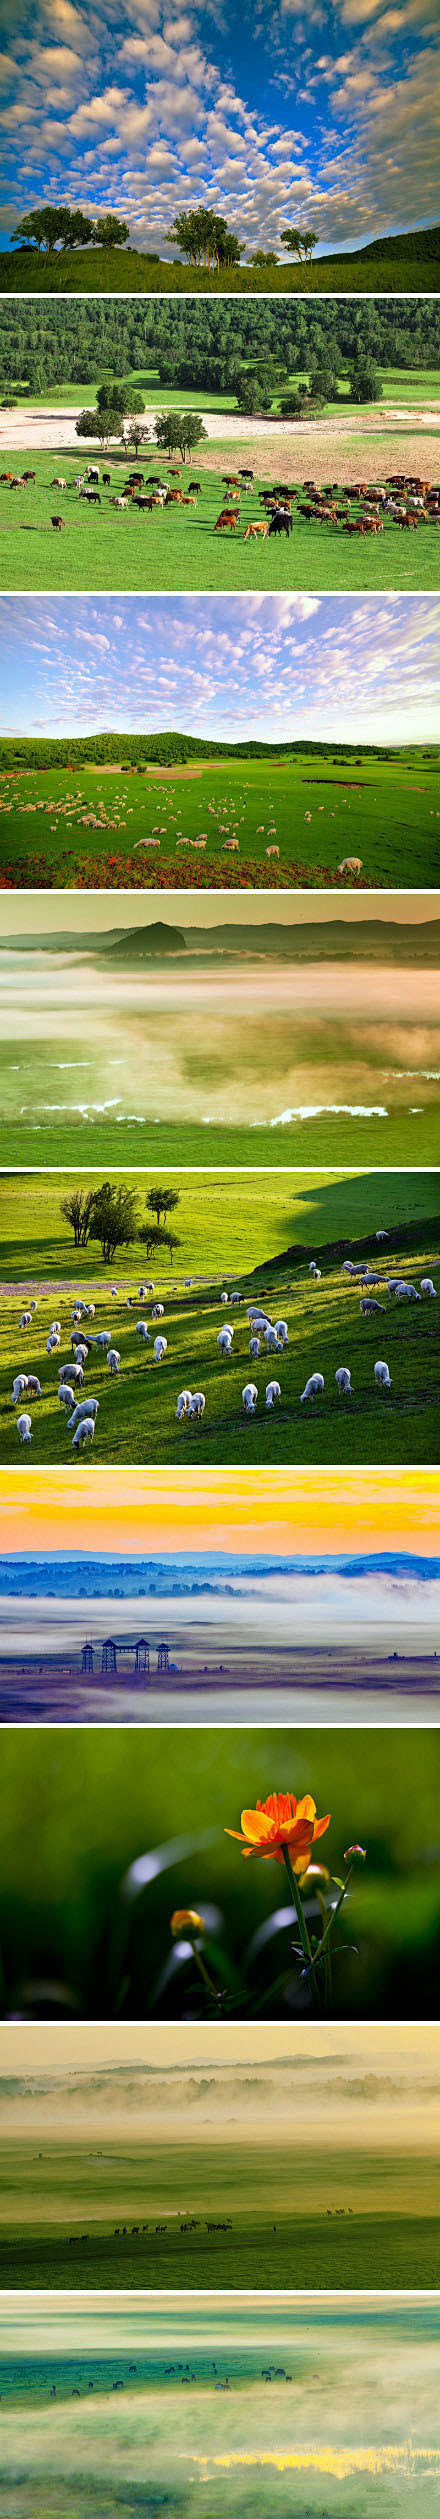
[1,752,439,892]
[0,2142,439,2289]
[1,448,439,592]
[1,221,439,293]
[1,1169,438,1464]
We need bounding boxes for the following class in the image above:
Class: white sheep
[47,1334,60,1353]
[12,1373,29,1404]
[421,1277,436,1296]
[71,1338,88,1361]
[176,1388,192,1420]
[220,1292,229,1305]
[242,1382,258,1414]
[111,1286,120,1297]
[94,1329,112,1349]
[154,1335,167,1362]
[107,1348,120,1374]
[139,1280,154,1294]
[72,1416,95,1449]
[308,1262,319,1278]
[17,1411,32,1444]
[375,1230,389,1240]
[300,1373,324,1403]
[274,1319,288,1344]
[266,1379,281,1408]
[335,1366,351,1394]
[249,1335,261,1359]
[67,1397,99,1429]
[374,1360,391,1388]
[248,1309,271,1330]
[342,1261,355,1274]
[217,1327,233,1355]
[265,1326,282,1352]
[58,1383,75,1411]
[188,1391,205,1419]
[60,1358,83,1384]
[231,1291,242,1305]
[84,1303,95,1319]
[395,1282,420,1303]
[152,1303,165,1319]
[361,1297,386,1316]
[29,1299,38,1314]
[136,1321,150,1341]
[19,1311,32,1329]
[26,1375,41,1399]
[50,1321,61,1336]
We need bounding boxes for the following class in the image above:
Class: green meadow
[1,751,439,891]
[0,450,439,592]
[1,1168,438,1464]
[1,221,439,293]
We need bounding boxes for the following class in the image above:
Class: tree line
[60,1183,182,1263]
[1,297,437,403]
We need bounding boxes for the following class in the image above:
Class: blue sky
[1,594,439,742]
[0,0,439,254]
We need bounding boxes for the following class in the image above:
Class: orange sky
[0,1468,436,1556]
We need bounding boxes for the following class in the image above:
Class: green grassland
[2,752,439,891]
[1,222,439,293]
[1,1106,438,1171]
[1,1169,438,1464]
[7,361,440,411]
[1,450,439,592]
[0,2141,439,2288]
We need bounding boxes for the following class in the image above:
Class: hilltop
[0,223,438,296]
[1,733,439,772]
[1,917,440,962]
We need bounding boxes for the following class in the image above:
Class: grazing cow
[214,510,240,532]
[50,476,67,489]
[268,509,293,537]
[111,497,128,510]
[188,480,201,493]
[243,520,268,540]
[51,516,65,530]
[22,470,36,482]
[82,489,101,505]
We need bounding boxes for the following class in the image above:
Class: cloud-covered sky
[1,595,439,746]
[0,0,439,254]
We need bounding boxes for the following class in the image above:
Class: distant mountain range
[0,1550,436,1596]
[2,919,440,964]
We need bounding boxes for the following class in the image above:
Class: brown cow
[51,516,65,530]
[243,520,268,540]
[214,510,240,531]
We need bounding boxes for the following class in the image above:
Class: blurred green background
[0,1726,439,2020]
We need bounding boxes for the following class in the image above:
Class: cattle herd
[1,460,439,541]
[6,1246,437,1454]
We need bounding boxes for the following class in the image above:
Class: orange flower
[225,1791,330,1875]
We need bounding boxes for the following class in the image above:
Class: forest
[0,297,439,395]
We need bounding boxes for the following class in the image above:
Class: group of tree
[75,378,208,456]
[11,208,130,256]
[165,207,242,270]
[60,1183,182,1264]
[1,296,437,405]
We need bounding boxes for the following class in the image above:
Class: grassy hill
[1,224,439,295]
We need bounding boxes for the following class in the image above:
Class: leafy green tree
[88,1183,139,1263]
[60,1187,97,1248]
[123,415,149,457]
[140,1221,182,1260]
[349,363,383,403]
[153,409,207,459]
[280,226,319,263]
[248,249,279,267]
[165,207,242,271]
[145,1186,180,1226]
[94,216,130,249]
[67,211,95,249]
[153,411,182,456]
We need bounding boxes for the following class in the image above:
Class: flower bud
[170,1908,205,1937]
[344,1845,367,1864]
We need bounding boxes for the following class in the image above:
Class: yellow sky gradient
[0,1468,437,1557]
[2,894,435,936]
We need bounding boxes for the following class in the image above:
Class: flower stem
[189,1936,220,2002]
[282,1847,314,1967]
[304,1868,352,1988]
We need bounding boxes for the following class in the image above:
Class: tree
[60,1187,97,1248]
[280,227,319,264]
[146,1186,181,1226]
[11,206,94,254]
[248,249,279,267]
[75,379,140,449]
[94,216,130,249]
[123,414,149,457]
[67,211,95,250]
[139,1221,182,1261]
[165,207,242,271]
[88,1183,139,1262]
[349,364,383,403]
[153,409,207,460]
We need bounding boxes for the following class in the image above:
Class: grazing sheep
[374,1360,391,1388]
[266,1379,281,1408]
[249,1335,261,1358]
[342,1261,355,1274]
[67,1397,99,1430]
[376,1230,389,1240]
[265,1326,282,1352]
[72,1416,95,1449]
[17,1413,32,1444]
[230,1291,242,1305]
[12,1373,29,1404]
[217,1327,233,1355]
[338,856,362,875]
[94,1330,112,1349]
[152,1303,165,1319]
[242,1383,258,1414]
[274,1319,288,1344]
[26,1375,41,1398]
[309,1261,319,1277]
[188,1391,205,1419]
[29,1299,38,1314]
[50,1321,61,1336]
[220,1292,229,1304]
[176,1389,192,1420]
[58,1383,75,1412]
[395,1281,421,1302]
[138,1282,154,1295]
[421,1277,436,1296]
[335,1366,351,1394]
[47,1333,60,1353]
[154,1335,167,1362]
[361,1298,386,1316]
[107,1349,121,1374]
[300,1373,324,1403]
[19,1311,32,1329]
[136,1320,150,1342]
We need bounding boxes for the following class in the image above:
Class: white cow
[300,1373,324,1403]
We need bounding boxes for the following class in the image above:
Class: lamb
[94,1330,112,1349]
[50,1321,61,1336]
[58,1383,75,1412]
[19,1311,32,1329]
[335,1366,351,1393]
[300,1373,324,1403]
[338,857,362,875]
[188,1391,205,1419]
[107,1349,120,1374]
[67,1397,99,1429]
[421,1277,436,1296]
[26,1375,41,1398]
[72,1416,95,1448]
[374,1360,391,1388]
[47,1333,60,1353]
[361,1298,386,1316]
[242,1383,258,1414]
[217,1328,233,1354]
[152,1303,165,1319]
[274,1319,288,1344]
[248,1308,271,1330]
[17,1412,32,1444]
[12,1373,29,1404]
[176,1389,192,1420]
[266,1380,281,1408]
[154,1335,167,1362]
[136,1320,150,1341]
[249,1335,261,1358]
[265,1326,282,1352]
